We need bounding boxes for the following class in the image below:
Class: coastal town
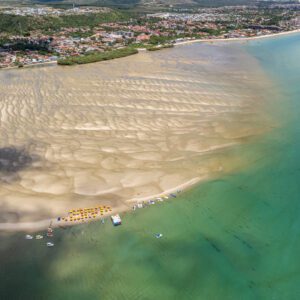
[1,4,300,68]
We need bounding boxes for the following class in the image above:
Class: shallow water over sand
[1,35,299,299]
[0,43,272,224]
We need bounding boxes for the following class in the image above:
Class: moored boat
[111,214,122,226]
[47,227,54,237]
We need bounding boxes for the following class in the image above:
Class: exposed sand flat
[0,43,275,230]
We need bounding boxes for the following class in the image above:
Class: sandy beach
[174,29,300,46]
[0,41,276,232]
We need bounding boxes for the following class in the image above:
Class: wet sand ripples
[0,43,273,225]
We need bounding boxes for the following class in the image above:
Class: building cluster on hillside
[148,12,231,22]
[147,6,300,30]
[0,6,110,16]
[1,5,300,69]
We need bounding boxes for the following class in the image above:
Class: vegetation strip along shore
[57,47,138,65]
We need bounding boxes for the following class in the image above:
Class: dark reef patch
[0,147,33,173]
[0,146,38,183]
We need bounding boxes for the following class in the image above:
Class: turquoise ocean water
[1,34,300,300]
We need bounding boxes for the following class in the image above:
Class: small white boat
[137,203,143,209]
[47,242,54,247]
[25,234,33,240]
[155,233,163,239]
[35,235,43,240]
[111,214,122,226]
